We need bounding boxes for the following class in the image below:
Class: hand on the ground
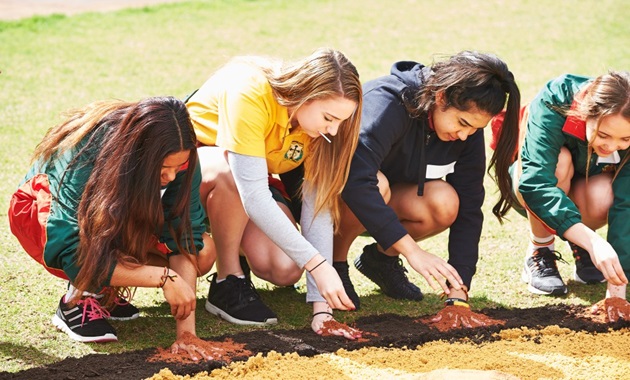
[430,305,487,329]
[591,238,628,286]
[312,312,362,340]
[591,297,630,322]
[170,335,212,362]
[162,271,197,320]
[310,263,355,311]
[404,250,463,294]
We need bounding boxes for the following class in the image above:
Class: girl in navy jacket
[333,51,520,326]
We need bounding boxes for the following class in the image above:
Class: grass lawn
[1,0,628,373]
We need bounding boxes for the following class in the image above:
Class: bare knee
[253,260,302,286]
[198,147,237,204]
[574,173,613,223]
[426,182,459,227]
[196,233,216,276]
[555,147,574,193]
[376,171,391,203]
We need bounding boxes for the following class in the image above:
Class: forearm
[390,234,425,257]
[109,263,167,288]
[302,186,333,303]
[169,254,199,338]
[563,223,601,252]
[229,152,317,267]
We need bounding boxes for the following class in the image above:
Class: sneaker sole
[204,300,278,326]
[521,267,568,296]
[51,315,118,343]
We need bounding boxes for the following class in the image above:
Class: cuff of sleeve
[555,217,581,239]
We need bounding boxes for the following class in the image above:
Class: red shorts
[8,174,68,279]
[8,174,172,281]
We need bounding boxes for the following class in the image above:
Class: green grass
[1,0,628,373]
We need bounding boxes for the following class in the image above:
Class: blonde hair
[569,71,630,181]
[263,48,363,227]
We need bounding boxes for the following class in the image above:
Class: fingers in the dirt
[339,293,355,310]
[462,317,472,328]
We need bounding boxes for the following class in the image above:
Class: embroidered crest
[284,141,304,162]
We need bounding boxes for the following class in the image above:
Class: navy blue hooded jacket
[341,61,486,288]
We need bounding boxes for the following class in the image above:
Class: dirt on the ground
[0,0,187,21]
[1,303,629,380]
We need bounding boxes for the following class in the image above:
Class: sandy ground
[0,0,187,21]
[150,327,630,380]
[4,3,629,380]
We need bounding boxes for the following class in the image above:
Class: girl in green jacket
[8,97,216,360]
[511,71,630,319]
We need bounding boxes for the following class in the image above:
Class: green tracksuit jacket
[23,126,206,287]
[519,74,630,277]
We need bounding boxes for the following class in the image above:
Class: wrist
[448,285,469,301]
[312,301,331,314]
[158,266,178,288]
[606,284,626,299]
[444,297,469,308]
[305,255,327,273]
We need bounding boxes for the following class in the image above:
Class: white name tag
[426,162,456,179]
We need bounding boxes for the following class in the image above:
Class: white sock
[527,235,554,257]
[65,283,100,303]
[216,275,245,284]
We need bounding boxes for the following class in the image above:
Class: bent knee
[196,233,217,276]
[427,183,459,226]
[253,262,302,286]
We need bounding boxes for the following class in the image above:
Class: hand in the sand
[312,312,362,340]
[161,272,197,320]
[170,336,212,362]
[591,297,630,322]
[309,262,356,311]
[591,239,628,286]
[430,305,488,329]
[404,250,463,294]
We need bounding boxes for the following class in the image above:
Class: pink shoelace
[76,297,111,326]
[100,287,136,307]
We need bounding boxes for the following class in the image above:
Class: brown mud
[1,304,629,380]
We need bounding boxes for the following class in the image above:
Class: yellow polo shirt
[186,61,310,174]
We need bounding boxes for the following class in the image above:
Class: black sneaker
[333,261,360,310]
[96,287,140,321]
[107,297,140,321]
[521,247,568,295]
[51,296,118,343]
[205,273,278,326]
[569,242,605,284]
[354,243,423,301]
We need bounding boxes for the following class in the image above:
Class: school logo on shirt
[284,141,304,162]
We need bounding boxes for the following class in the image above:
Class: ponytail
[488,73,521,222]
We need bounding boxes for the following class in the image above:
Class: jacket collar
[561,88,588,141]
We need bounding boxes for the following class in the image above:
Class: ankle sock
[216,274,245,284]
[527,235,554,257]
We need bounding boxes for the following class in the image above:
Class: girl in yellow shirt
[186,48,362,339]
